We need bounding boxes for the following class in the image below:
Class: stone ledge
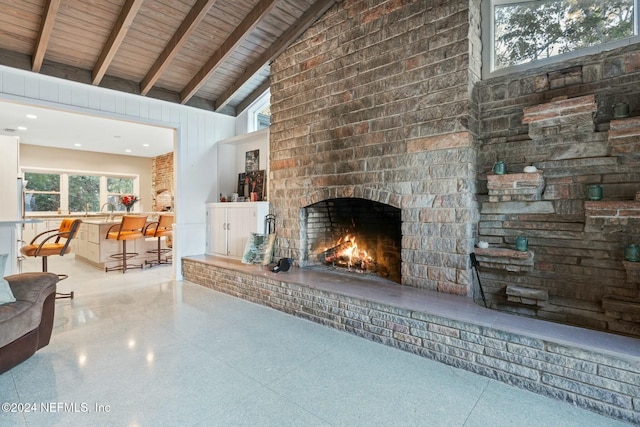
[481,201,555,215]
[473,248,534,272]
[506,285,549,306]
[585,201,640,218]
[487,171,545,202]
[522,95,597,124]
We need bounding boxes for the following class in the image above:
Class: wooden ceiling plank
[215,0,338,112]
[236,77,270,114]
[140,0,219,96]
[179,0,279,105]
[32,0,61,72]
[92,0,144,86]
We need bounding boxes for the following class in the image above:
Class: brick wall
[152,152,173,211]
[476,44,640,336]
[269,0,482,295]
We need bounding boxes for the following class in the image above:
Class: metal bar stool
[105,215,148,273]
[20,218,82,299]
[144,214,174,267]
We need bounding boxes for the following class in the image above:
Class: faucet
[101,202,115,220]
[85,202,90,217]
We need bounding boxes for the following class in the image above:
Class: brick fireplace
[268,0,481,295]
[301,198,402,283]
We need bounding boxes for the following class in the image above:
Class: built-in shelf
[473,247,534,272]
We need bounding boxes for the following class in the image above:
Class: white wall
[0,66,236,279]
[216,128,269,199]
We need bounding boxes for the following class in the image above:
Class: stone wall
[269,0,482,295]
[152,152,173,211]
[476,44,640,336]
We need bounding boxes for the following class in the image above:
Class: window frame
[247,89,271,133]
[22,167,139,215]
[482,0,640,79]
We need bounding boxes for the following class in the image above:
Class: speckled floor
[0,256,632,426]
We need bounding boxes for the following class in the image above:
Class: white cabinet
[206,202,269,259]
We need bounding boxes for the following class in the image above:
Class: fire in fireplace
[300,198,401,283]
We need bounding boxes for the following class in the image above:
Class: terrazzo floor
[1,256,632,426]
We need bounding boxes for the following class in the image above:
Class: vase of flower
[119,194,139,213]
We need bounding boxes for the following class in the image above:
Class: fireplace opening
[301,198,401,283]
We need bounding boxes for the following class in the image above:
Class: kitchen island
[75,216,171,271]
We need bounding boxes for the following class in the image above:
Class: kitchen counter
[74,216,171,271]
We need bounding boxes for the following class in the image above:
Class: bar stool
[144,214,174,267]
[105,215,148,273]
[20,218,82,299]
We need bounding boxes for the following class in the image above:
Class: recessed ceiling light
[143,144,150,147]
[17,126,27,131]
[125,149,132,153]
[74,143,82,147]
[26,114,37,119]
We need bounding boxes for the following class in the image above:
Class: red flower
[119,194,139,208]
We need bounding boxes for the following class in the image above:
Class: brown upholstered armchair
[0,272,59,374]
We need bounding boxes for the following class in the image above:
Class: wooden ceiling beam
[215,0,339,112]
[180,0,279,105]
[92,0,144,86]
[32,0,61,73]
[140,0,219,96]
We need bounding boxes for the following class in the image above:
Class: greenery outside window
[483,0,638,76]
[107,177,135,212]
[23,170,138,214]
[69,174,100,213]
[24,173,61,212]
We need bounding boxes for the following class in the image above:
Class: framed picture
[245,149,259,172]
[238,170,266,201]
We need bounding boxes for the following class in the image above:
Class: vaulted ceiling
[0,0,338,116]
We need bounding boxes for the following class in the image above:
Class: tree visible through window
[24,172,60,212]
[69,175,100,213]
[493,0,635,70]
[23,171,137,213]
[107,177,135,211]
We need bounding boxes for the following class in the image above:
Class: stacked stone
[486,171,545,202]
[477,45,640,336]
[609,117,640,155]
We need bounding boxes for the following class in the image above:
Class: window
[23,170,138,214]
[107,177,135,212]
[69,174,100,213]
[247,90,271,132]
[483,0,638,76]
[24,172,60,212]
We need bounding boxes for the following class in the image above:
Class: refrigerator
[0,135,21,275]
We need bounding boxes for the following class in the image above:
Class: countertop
[0,219,42,225]
[25,212,167,225]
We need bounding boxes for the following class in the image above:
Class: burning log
[318,240,356,263]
